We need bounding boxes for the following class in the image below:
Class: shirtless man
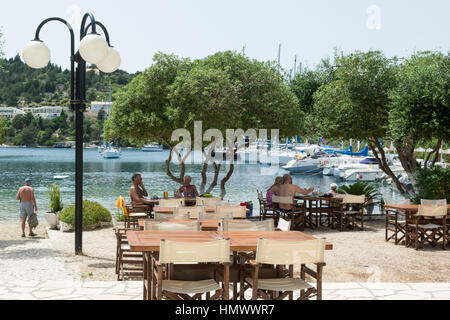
[278,174,314,210]
[16,178,38,238]
[178,176,199,198]
[129,173,153,205]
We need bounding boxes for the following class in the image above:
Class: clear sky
[1,0,449,73]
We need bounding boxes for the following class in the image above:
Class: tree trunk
[394,137,420,194]
[368,139,410,197]
[205,163,221,194]
[165,147,185,185]
[220,163,234,199]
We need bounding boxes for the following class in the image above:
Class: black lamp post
[22,13,121,254]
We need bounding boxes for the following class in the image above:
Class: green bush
[337,182,380,200]
[413,166,450,204]
[47,184,63,213]
[59,200,112,230]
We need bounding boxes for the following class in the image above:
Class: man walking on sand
[16,178,38,238]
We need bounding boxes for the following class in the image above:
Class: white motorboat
[258,148,299,165]
[142,143,164,152]
[282,151,339,174]
[53,175,69,180]
[101,146,121,159]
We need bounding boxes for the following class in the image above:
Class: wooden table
[384,204,450,247]
[127,230,333,300]
[295,195,343,228]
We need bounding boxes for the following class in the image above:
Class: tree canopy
[105,51,300,196]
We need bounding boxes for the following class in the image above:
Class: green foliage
[388,52,450,146]
[0,55,135,107]
[59,200,112,229]
[0,116,7,144]
[313,50,397,140]
[412,167,450,204]
[47,184,63,213]
[337,182,380,201]
[105,51,301,144]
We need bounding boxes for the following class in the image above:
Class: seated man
[327,183,339,197]
[278,174,314,213]
[178,176,199,198]
[129,173,153,205]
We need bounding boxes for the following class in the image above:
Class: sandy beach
[1,219,449,283]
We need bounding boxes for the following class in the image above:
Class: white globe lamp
[97,47,121,73]
[22,40,51,69]
[79,33,109,64]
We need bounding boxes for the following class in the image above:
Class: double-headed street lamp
[22,12,121,254]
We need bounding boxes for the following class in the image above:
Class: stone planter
[44,212,60,230]
[59,221,73,232]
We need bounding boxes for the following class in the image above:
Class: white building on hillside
[0,107,26,119]
[22,106,69,119]
[89,101,112,118]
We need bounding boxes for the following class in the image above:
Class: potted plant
[44,184,64,229]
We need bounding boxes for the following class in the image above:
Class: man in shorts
[16,178,38,238]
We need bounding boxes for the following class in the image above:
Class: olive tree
[388,51,450,186]
[106,51,300,198]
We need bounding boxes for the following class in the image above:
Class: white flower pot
[44,212,59,229]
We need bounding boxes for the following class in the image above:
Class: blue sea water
[0,148,402,221]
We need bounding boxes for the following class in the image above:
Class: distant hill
[0,54,137,107]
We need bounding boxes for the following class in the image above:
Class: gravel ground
[1,220,449,282]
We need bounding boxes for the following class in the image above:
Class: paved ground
[0,232,449,300]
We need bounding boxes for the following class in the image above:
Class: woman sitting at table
[266,176,283,207]
[178,176,199,198]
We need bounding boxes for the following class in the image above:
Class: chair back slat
[271,195,294,205]
[173,206,205,219]
[197,197,224,206]
[216,205,247,218]
[277,218,291,232]
[154,213,174,221]
[342,195,366,204]
[223,220,274,231]
[158,198,185,207]
[418,199,447,217]
[255,238,325,265]
[159,239,230,263]
[144,220,200,231]
[199,211,233,220]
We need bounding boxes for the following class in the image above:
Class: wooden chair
[331,195,366,231]
[159,198,185,207]
[144,220,200,231]
[240,238,326,300]
[385,199,410,245]
[216,205,247,219]
[221,219,275,299]
[173,206,205,219]
[223,219,274,231]
[271,195,306,230]
[257,190,275,222]
[112,216,143,281]
[405,199,447,250]
[122,198,151,229]
[153,239,231,300]
[197,197,223,206]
